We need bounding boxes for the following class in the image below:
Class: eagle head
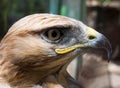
[0,14,112,87]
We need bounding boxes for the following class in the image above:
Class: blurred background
[0,0,120,87]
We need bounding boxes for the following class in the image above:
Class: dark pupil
[52,31,58,37]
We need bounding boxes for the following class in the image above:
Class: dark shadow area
[0,0,49,39]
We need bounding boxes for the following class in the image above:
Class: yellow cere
[55,44,87,54]
[87,27,98,37]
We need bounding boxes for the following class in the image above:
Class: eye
[43,29,63,42]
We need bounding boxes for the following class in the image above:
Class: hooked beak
[85,27,112,59]
[55,27,112,59]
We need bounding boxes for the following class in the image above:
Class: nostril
[88,36,96,40]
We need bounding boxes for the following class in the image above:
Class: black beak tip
[107,43,112,62]
[99,35,112,61]
[102,36,112,61]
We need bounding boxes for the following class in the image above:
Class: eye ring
[43,29,63,42]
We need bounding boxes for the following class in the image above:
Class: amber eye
[43,29,63,41]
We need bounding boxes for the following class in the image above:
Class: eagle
[0,14,111,88]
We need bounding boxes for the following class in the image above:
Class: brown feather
[0,14,83,88]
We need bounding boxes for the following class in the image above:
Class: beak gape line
[55,43,88,54]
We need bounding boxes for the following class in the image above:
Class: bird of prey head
[0,14,111,88]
